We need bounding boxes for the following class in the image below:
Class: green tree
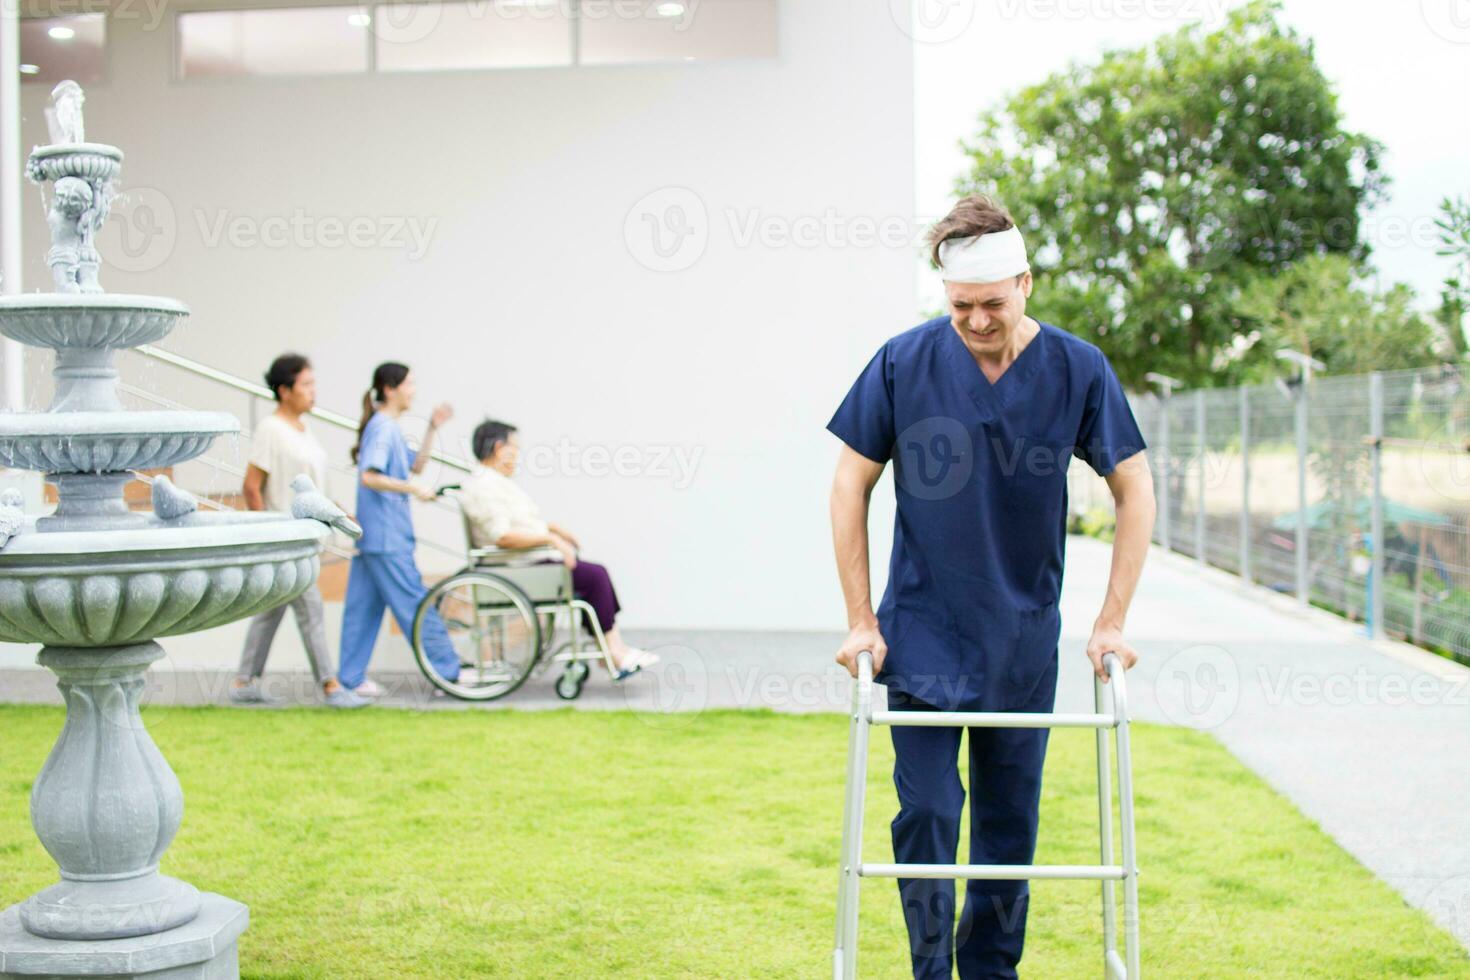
[957,0,1385,388]
[1232,254,1444,378]
[1435,194,1470,359]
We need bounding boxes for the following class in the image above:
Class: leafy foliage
[1232,254,1446,378]
[1436,195,1470,358]
[958,1,1386,387]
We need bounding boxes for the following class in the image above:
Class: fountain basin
[0,410,237,474]
[25,142,123,185]
[0,294,187,349]
[0,513,329,647]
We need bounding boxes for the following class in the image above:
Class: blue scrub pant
[339,550,459,689]
[888,654,1058,980]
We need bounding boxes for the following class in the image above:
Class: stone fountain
[0,83,332,979]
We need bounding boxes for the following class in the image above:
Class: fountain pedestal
[23,644,197,941]
[0,896,247,980]
[0,644,252,978]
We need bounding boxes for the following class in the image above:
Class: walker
[833,651,1141,978]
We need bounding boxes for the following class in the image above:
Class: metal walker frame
[833,651,1140,979]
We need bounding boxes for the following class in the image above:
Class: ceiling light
[347,11,371,27]
[19,64,40,75]
[656,2,686,16]
[47,25,76,41]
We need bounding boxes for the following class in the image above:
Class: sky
[912,0,1470,314]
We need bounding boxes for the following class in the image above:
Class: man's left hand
[1085,621,1138,683]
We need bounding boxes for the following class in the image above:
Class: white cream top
[459,465,550,548]
[248,413,329,513]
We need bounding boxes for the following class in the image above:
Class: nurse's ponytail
[350,361,410,463]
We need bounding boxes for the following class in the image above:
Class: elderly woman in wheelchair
[408,419,658,701]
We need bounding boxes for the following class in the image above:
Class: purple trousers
[541,558,621,632]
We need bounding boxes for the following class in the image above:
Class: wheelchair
[410,486,620,701]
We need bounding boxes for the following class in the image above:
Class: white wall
[15,0,914,630]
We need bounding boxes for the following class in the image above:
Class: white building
[3,0,915,632]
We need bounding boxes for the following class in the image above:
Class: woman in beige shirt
[459,420,657,677]
[235,354,366,708]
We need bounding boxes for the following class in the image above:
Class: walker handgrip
[1098,651,1129,724]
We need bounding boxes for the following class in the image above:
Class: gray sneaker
[324,686,369,709]
[227,679,278,706]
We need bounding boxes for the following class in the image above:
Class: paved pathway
[2,535,1466,949]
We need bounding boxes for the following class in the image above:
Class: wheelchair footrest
[858,862,1127,881]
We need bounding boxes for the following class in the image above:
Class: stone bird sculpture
[290,474,362,540]
[150,475,198,520]
[0,489,25,549]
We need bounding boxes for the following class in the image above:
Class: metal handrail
[133,344,474,474]
[124,346,475,562]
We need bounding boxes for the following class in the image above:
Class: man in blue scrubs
[828,195,1156,978]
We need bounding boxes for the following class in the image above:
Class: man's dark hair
[926,195,1019,270]
[473,420,518,462]
[264,353,311,402]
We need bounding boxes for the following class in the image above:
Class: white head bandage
[937,226,1030,283]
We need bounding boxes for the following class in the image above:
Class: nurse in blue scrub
[828,195,1156,979]
[339,361,461,697]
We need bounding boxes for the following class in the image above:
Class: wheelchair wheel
[413,571,541,701]
[555,667,585,700]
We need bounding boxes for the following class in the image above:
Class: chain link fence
[1099,365,1470,665]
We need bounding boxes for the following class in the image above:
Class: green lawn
[0,706,1464,978]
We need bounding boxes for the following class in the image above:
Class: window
[19,14,106,86]
[177,6,372,79]
[579,0,777,65]
[375,1,574,73]
[174,0,778,80]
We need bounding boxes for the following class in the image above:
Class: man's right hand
[551,535,578,569]
[836,623,886,678]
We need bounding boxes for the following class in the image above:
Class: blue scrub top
[827,316,1146,711]
[356,411,416,554]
